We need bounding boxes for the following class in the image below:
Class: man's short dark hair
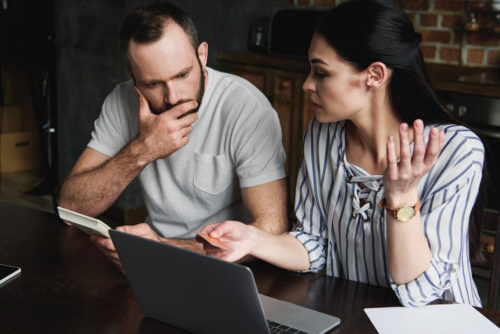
[120,2,199,66]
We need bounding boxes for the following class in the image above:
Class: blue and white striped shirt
[289,119,484,307]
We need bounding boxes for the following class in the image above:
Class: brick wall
[288,0,500,67]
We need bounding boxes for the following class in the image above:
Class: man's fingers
[108,251,121,262]
[117,223,164,242]
[89,230,124,271]
[179,125,193,138]
[117,223,151,234]
[91,235,116,252]
[166,100,198,119]
[134,86,152,120]
[117,224,136,233]
[179,112,198,127]
[110,256,124,272]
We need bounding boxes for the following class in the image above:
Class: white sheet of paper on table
[364,303,500,334]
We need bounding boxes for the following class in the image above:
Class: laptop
[110,230,341,334]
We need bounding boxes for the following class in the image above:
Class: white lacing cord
[347,175,383,222]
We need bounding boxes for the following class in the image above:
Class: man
[58,2,288,269]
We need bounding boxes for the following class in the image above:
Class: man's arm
[233,178,289,262]
[58,88,198,217]
[241,178,288,235]
[58,146,146,217]
[163,178,288,253]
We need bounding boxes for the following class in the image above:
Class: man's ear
[125,65,136,84]
[365,62,389,90]
[197,42,208,68]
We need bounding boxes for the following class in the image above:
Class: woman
[200,0,484,307]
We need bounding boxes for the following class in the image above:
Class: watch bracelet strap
[378,198,421,219]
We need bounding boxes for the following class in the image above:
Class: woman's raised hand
[383,119,444,206]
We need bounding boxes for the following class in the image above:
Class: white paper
[364,304,500,334]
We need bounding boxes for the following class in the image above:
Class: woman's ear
[366,62,389,90]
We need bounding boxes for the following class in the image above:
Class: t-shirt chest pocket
[193,152,234,195]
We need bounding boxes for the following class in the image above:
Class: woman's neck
[345,94,410,175]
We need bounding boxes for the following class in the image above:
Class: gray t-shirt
[88,67,286,238]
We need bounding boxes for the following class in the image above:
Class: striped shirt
[289,119,484,307]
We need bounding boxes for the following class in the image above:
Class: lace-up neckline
[340,127,384,222]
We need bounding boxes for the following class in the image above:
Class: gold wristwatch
[379,199,421,222]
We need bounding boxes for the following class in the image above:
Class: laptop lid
[110,230,269,334]
[110,230,340,334]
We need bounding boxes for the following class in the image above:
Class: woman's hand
[383,119,444,207]
[198,221,257,262]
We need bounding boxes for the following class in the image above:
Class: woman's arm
[384,121,484,307]
[199,221,311,271]
[383,120,443,284]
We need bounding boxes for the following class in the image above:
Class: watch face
[396,206,416,222]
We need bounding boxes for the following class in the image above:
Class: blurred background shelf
[0,170,53,213]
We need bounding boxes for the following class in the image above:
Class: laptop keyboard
[267,320,308,334]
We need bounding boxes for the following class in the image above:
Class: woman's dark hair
[120,1,199,67]
[316,0,485,260]
[316,0,453,124]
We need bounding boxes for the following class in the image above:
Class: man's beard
[152,60,206,115]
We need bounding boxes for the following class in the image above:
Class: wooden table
[0,201,498,333]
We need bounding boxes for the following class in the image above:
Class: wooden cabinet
[217,52,314,208]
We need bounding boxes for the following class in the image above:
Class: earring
[369,86,374,90]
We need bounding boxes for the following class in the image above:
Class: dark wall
[55,0,288,210]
